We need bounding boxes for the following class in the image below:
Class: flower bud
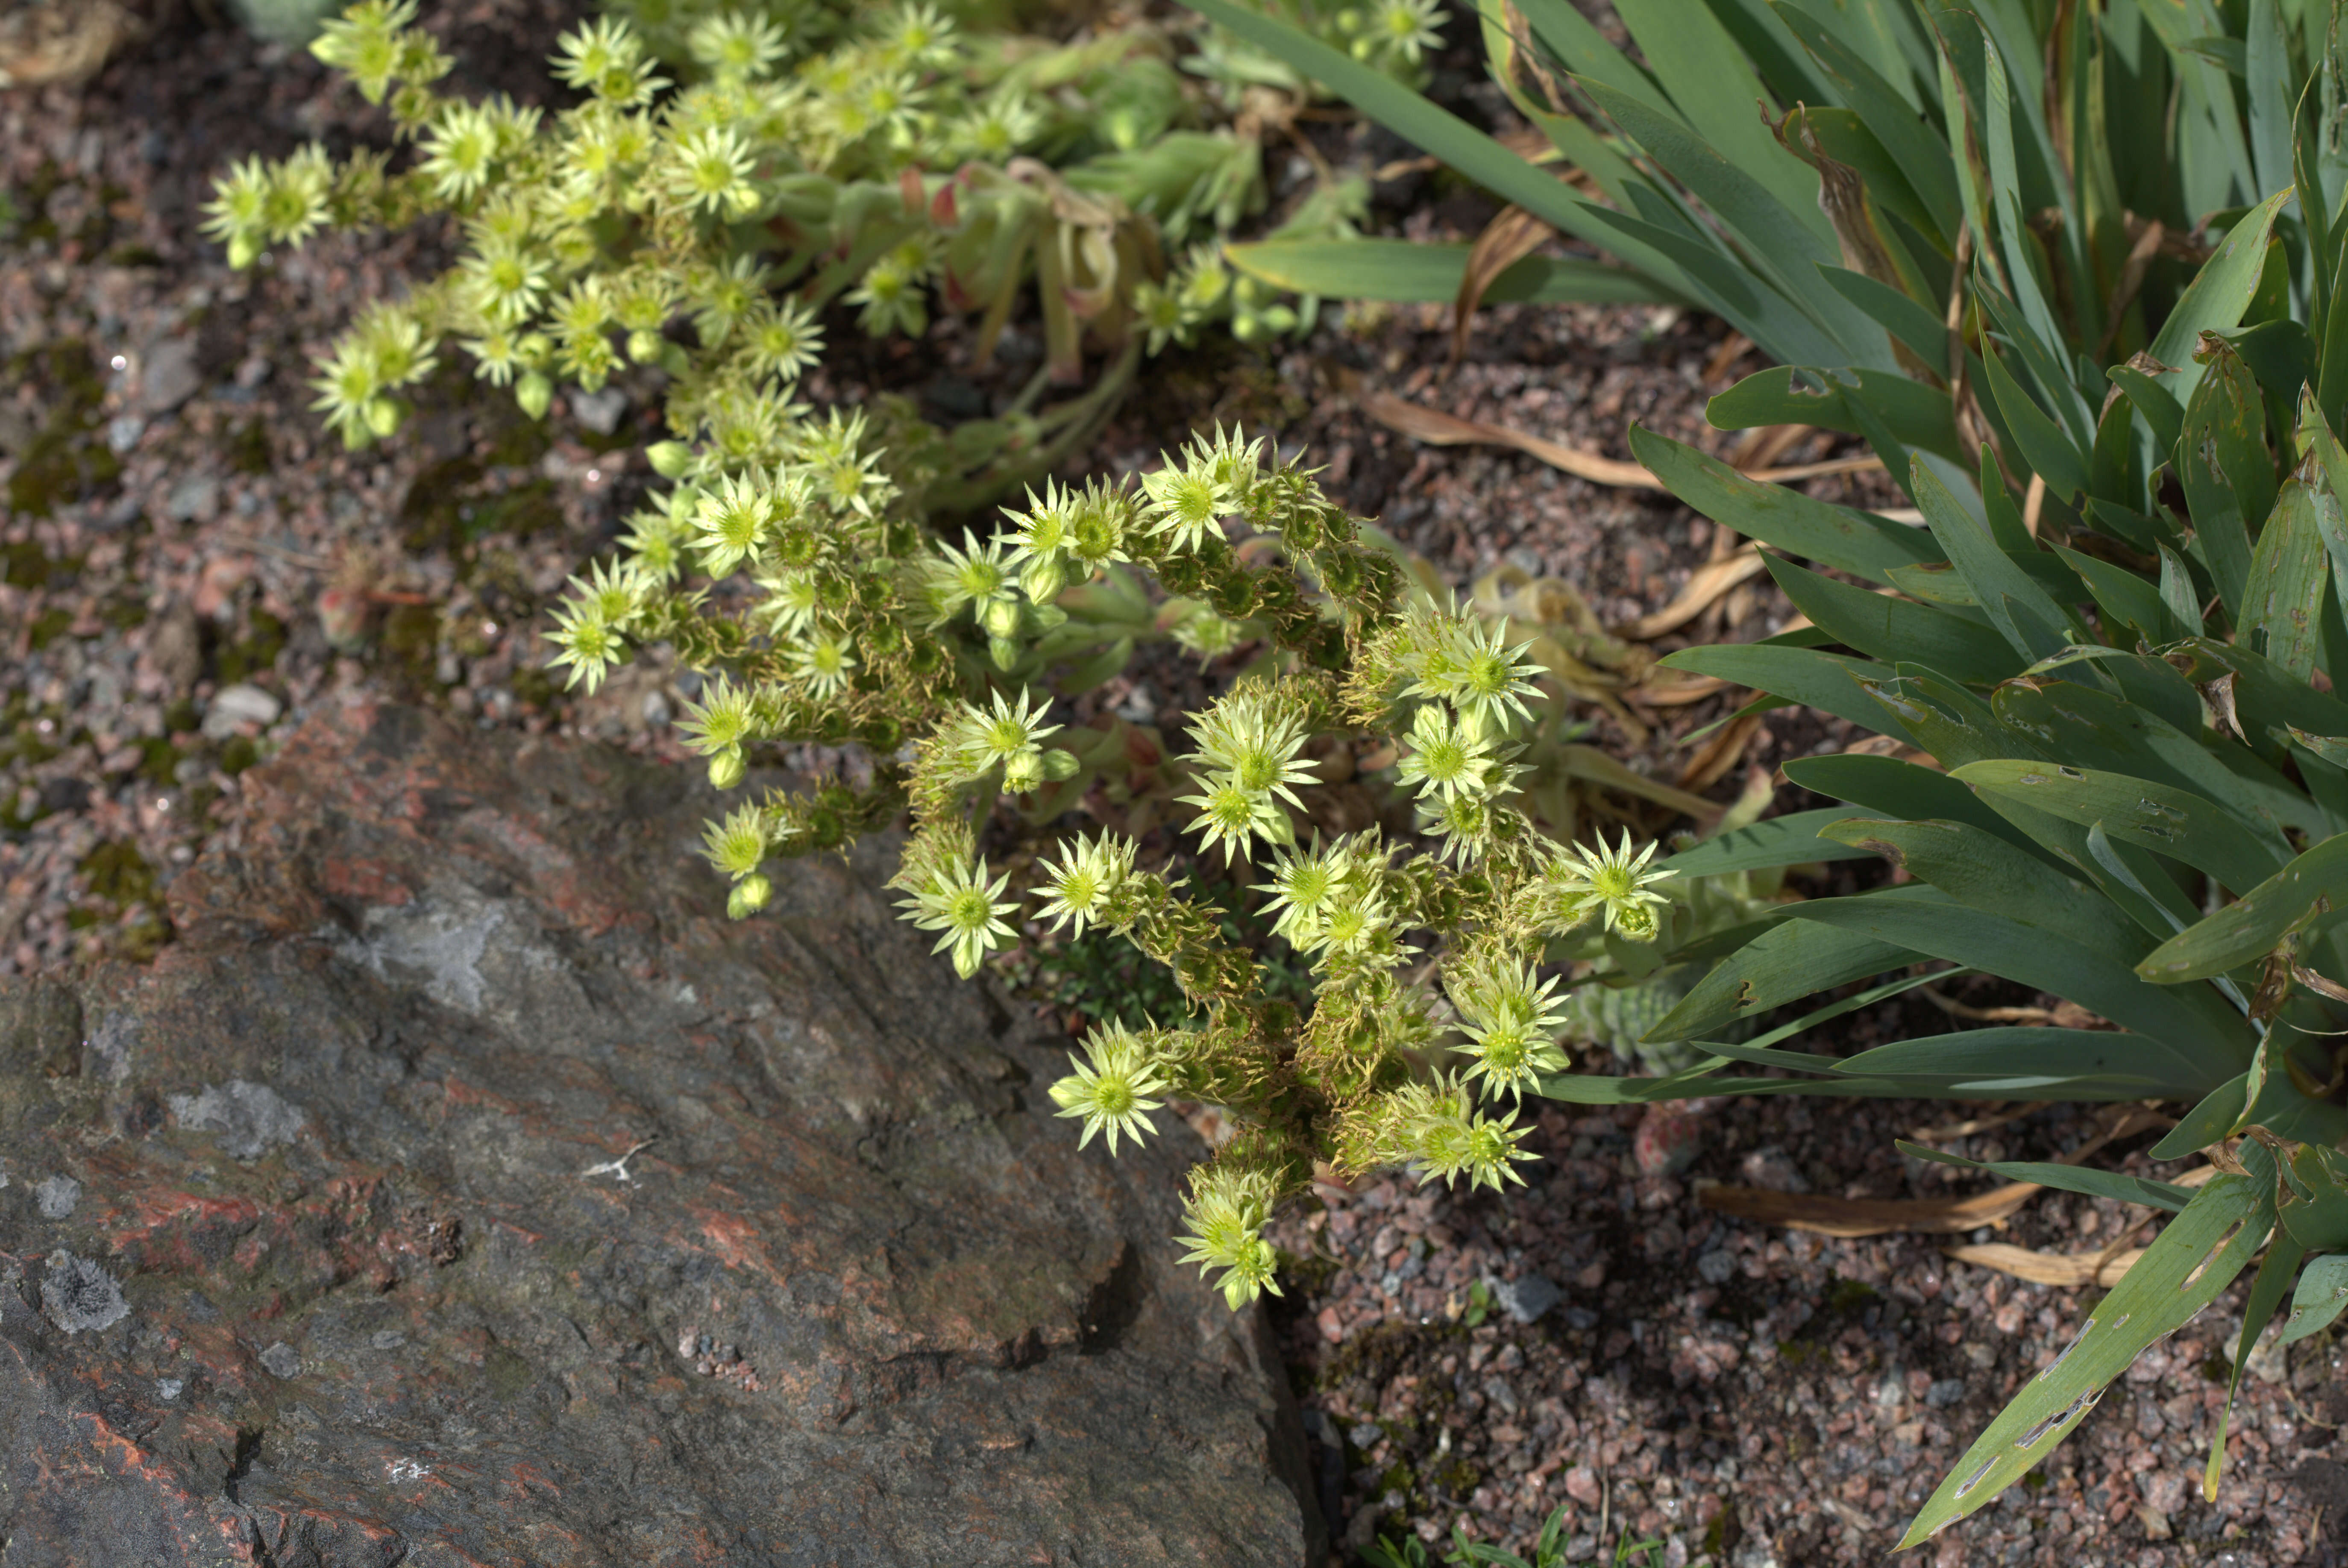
[1040,747,1080,782]
[982,596,1024,640]
[515,371,552,421]
[646,440,692,479]
[1001,749,1045,793]
[228,234,261,270]
[726,874,772,920]
[1021,554,1069,605]
[364,396,402,440]
[626,328,663,364]
[988,634,1021,671]
[708,748,746,790]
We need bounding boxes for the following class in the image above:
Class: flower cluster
[199,0,1403,478]
[1446,956,1572,1102]
[1048,1023,1170,1153]
[1178,1163,1286,1310]
[870,434,1687,1307]
[540,419,1697,1309]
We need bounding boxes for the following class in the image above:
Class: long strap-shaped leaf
[1629,426,1942,584]
[1180,0,1688,298]
[1222,239,1682,306]
[1788,892,2254,1060]
[2138,829,2348,981]
[1839,1024,2224,1098]
[1896,1139,2199,1211]
[2145,187,2293,407]
[1656,807,1877,877]
[1899,1166,2273,1545]
[1953,760,2294,892]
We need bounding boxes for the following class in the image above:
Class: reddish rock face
[0,699,1317,1567]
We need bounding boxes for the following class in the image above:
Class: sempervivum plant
[578,425,1699,1311]
[198,0,1434,502]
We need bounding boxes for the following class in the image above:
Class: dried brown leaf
[1451,206,1556,369]
[1674,710,1764,794]
[1336,369,1884,491]
[1624,673,1730,706]
[1620,550,1765,640]
[1698,1180,2043,1238]
[1944,1243,2147,1287]
[1698,1107,2163,1238]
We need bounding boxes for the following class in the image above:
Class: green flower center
[1420,739,1465,780]
[1206,786,1256,831]
[1021,512,1067,554]
[1071,510,1121,561]
[1464,652,1511,697]
[1236,752,1281,792]
[1284,865,1332,910]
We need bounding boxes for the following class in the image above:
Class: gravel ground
[2,6,2339,1568]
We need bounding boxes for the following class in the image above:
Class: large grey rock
[0,699,1318,1566]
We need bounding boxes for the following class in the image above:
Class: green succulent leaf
[1649,887,1947,1040]
[2144,187,2293,406]
[1784,752,2064,863]
[2280,1145,2348,1253]
[1909,458,2079,660]
[1759,553,2022,683]
[1707,364,1961,458]
[1629,426,1942,584]
[2207,1226,2306,1499]
[1840,1027,2211,1097]
[1816,816,2145,964]
[1981,341,2092,502]
[1786,890,2254,1061]
[1658,644,1895,732]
